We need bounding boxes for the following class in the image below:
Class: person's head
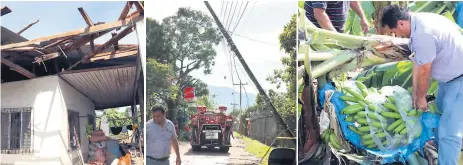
[151,105,166,124]
[380,5,412,38]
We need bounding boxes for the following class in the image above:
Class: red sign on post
[183,86,195,102]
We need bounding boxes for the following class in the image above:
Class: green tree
[196,95,217,109]
[104,108,131,127]
[146,8,222,121]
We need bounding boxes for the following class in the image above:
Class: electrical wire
[225,2,235,30]
[231,2,249,34]
[227,2,239,31]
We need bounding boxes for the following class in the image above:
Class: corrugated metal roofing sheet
[60,65,136,109]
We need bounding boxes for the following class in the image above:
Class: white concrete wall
[1,76,95,165]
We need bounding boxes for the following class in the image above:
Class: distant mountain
[207,85,256,113]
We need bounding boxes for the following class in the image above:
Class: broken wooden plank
[1,14,143,50]
[133,1,144,14]
[78,7,94,26]
[90,50,138,62]
[33,52,59,63]
[1,57,36,78]
[1,6,11,16]
[17,19,40,35]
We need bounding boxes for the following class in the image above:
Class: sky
[146,0,296,95]
[1,1,139,44]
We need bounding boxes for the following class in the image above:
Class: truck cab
[190,105,233,152]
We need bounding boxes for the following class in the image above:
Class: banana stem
[305,25,366,48]
[311,50,360,79]
[298,50,342,62]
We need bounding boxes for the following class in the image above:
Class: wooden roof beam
[116,2,134,30]
[17,19,40,35]
[78,7,94,26]
[133,1,144,15]
[67,25,134,70]
[111,32,119,50]
[1,6,11,16]
[1,14,143,50]
[90,50,138,62]
[1,57,36,78]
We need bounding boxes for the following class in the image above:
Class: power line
[231,2,249,34]
[233,33,279,46]
[222,2,229,28]
[220,2,224,21]
[236,1,257,33]
[225,2,235,30]
[227,2,239,31]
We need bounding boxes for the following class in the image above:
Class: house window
[88,115,95,130]
[1,107,33,154]
[68,110,80,150]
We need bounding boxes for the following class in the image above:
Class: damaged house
[0,2,144,165]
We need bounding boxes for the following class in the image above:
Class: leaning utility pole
[204,1,295,139]
[233,80,248,110]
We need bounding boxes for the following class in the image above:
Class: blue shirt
[146,119,177,158]
[409,13,463,82]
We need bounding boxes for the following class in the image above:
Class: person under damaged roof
[380,5,463,165]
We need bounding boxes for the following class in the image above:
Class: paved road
[169,137,261,165]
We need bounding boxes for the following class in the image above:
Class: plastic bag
[319,82,440,164]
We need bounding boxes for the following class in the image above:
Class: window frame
[1,107,33,154]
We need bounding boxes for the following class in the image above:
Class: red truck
[190,105,233,152]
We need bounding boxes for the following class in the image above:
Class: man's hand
[350,1,369,34]
[414,96,429,111]
[360,18,369,34]
[176,155,181,165]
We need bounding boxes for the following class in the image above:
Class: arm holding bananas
[412,63,431,111]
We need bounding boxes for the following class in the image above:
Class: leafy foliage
[146,8,221,121]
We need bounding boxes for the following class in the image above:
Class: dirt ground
[169,137,262,165]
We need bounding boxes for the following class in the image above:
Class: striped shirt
[304,1,350,33]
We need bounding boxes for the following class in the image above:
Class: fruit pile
[337,81,434,150]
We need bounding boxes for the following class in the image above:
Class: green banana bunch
[339,81,425,150]
[322,129,344,150]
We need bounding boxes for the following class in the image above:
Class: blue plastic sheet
[457,2,463,28]
[318,83,440,164]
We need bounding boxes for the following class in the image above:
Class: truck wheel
[192,146,200,151]
[220,147,229,153]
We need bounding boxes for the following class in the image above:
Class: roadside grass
[234,132,273,165]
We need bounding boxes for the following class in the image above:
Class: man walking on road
[381,5,463,165]
[146,105,181,165]
[304,1,369,33]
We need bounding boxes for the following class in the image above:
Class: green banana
[394,123,406,134]
[362,134,373,140]
[357,111,366,117]
[408,109,417,116]
[348,125,364,135]
[367,113,386,121]
[363,139,375,146]
[387,96,395,103]
[400,127,407,135]
[429,104,435,114]
[340,95,358,102]
[345,116,354,122]
[371,121,384,129]
[366,143,377,149]
[356,118,368,125]
[376,132,387,138]
[355,81,369,97]
[358,126,370,132]
[381,111,402,119]
[345,88,364,100]
[354,114,363,120]
[342,104,364,114]
[358,100,368,107]
[329,131,343,150]
[383,102,399,112]
[387,119,403,131]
